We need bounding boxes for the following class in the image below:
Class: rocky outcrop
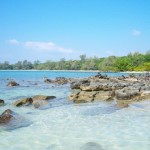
[69,75,150,105]
[0,109,14,124]
[7,81,20,86]
[0,99,4,106]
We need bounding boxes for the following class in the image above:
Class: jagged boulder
[7,81,19,86]
[13,97,33,107]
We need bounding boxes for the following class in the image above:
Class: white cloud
[9,39,20,45]
[132,29,141,36]
[8,39,73,53]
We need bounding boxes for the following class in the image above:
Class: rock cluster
[69,76,150,106]
[13,95,56,108]
[44,77,72,85]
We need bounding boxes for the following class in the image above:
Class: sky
[0,0,150,63]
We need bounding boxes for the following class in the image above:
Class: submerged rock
[13,95,56,108]
[0,109,31,130]
[0,99,4,106]
[13,97,33,107]
[80,142,105,150]
[33,100,49,108]
[33,95,56,101]
[0,109,14,124]
[7,81,20,86]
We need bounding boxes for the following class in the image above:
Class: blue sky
[0,0,150,63]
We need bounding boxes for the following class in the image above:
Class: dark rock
[0,109,14,124]
[13,97,33,107]
[44,78,52,83]
[0,99,4,106]
[7,81,19,86]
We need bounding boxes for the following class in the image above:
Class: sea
[0,71,150,150]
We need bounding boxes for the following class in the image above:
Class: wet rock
[0,109,31,130]
[0,109,14,124]
[0,99,4,106]
[116,100,130,108]
[7,81,19,86]
[13,97,33,107]
[33,95,56,101]
[80,142,105,150]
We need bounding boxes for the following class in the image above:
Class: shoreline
[0,70,148,73]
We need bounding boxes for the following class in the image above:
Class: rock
[7,81,19,86]
[115,88,140,100]
[33,100,49,108]
[80,142,105,150]
[116,100,130,108]
[70,79,90,89]
[94,91,114,101]
[71,91,97,103]
[32,95,56,101]
[0,109,14,124]
[44,78,52,83]
[13,97,33,107]
[44,77,70,85]
[0,99,4,106]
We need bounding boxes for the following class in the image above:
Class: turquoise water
[0,71,150,150]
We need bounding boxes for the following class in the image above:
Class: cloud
[8,39,73,53]
[9,39,20,45]
[132,29,141,36]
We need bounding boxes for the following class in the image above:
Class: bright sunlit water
[0,71,150,150]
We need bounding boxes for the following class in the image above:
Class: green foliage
[0,51,149,71]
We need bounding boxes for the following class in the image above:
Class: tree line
[0,51,150,71]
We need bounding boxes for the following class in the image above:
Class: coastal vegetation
[0,51,150,71]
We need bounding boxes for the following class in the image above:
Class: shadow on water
[79,142,105,150]
[82,105,120,116]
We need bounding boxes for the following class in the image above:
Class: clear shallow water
[0,71,150,150]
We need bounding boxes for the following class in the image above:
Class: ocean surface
[0,71,150,150]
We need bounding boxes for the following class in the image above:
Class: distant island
[0,51,150,71]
